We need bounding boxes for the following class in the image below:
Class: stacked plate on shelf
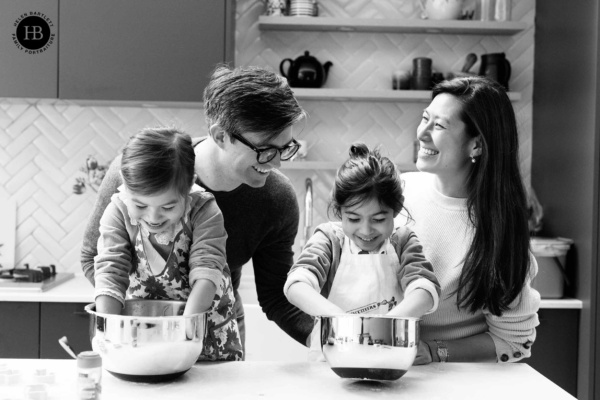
[289,0,318,17]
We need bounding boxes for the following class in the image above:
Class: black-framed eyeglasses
[230,132,301,164]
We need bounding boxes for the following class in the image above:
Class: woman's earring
[471,156,476,164]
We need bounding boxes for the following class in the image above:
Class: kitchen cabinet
[0,302,89,359]
[0,302,39,358]
[522,309,579,397]
[0,0,58,98]
[58,0,234,102]
[532,2,600,399]
[40,303,90,359]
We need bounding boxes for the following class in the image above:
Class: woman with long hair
[397,76,540,363]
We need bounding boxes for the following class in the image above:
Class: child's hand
[413,340,433,365]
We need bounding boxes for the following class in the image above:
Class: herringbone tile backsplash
[0,0,535,273]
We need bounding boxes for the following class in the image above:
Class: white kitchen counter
[0,275,584,309]
[0,358,575,400]
[0,275,94,303]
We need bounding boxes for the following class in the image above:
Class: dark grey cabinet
[1,0,234,101]
[533,2,600,399]
[40,302,91,359]
[0,302,40,358]
[522,309,579,397]
[58,0,235,102]
[0,302,90,359]
[0,0,58,98]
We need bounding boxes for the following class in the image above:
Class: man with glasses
[81,65,314,354]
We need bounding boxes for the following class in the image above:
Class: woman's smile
[419,146,440,157]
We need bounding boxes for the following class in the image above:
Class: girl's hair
[203,65,307,142]
[432,77,531,317]
[121,127,195,197]
[329,142,404,219]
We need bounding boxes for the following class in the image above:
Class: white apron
[308,237,403,360]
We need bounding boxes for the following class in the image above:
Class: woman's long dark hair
[432,77,531,316]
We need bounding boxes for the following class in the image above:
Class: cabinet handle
[73,311,88,316]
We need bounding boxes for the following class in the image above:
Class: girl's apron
[308,237,403,360]
[128,226,243,361]
[128,224,192,300]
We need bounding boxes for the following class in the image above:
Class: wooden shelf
[281,161,417,171]
[259,16,528,35]
[290,88,521,103]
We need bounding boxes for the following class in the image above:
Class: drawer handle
[73,311,88,316]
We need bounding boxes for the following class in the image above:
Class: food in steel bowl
[320,314,419,381]
[85,299,206,383]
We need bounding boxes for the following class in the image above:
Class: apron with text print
[308,237,402,360]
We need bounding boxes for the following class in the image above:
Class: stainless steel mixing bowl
[320,314,419,381]
[85,299,206,383]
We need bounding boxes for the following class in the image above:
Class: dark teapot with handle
[479,52,511,90]
[280,51,333,88]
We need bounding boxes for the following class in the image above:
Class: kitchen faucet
[303,178,313,246]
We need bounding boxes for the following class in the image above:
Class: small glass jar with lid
[77,351,102,400]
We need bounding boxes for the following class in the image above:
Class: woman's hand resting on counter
[414,340,434,365]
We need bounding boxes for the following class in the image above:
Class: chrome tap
[303,178,313,246]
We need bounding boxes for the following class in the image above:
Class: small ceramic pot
[419,0,465,20]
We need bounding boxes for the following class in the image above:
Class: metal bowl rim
[84,301,207,320]
[318,314,421,321]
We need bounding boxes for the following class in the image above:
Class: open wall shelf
[290,88,521,102]
[259,16,528,35]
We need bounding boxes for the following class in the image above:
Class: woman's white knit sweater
[397,172,540,362]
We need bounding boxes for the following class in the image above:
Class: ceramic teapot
[479,52,512,90]
[280,51,333,88]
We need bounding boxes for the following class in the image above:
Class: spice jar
[77,351,102,400]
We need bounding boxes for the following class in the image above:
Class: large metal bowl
[85,299,206,383]
[320,314,419,381]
